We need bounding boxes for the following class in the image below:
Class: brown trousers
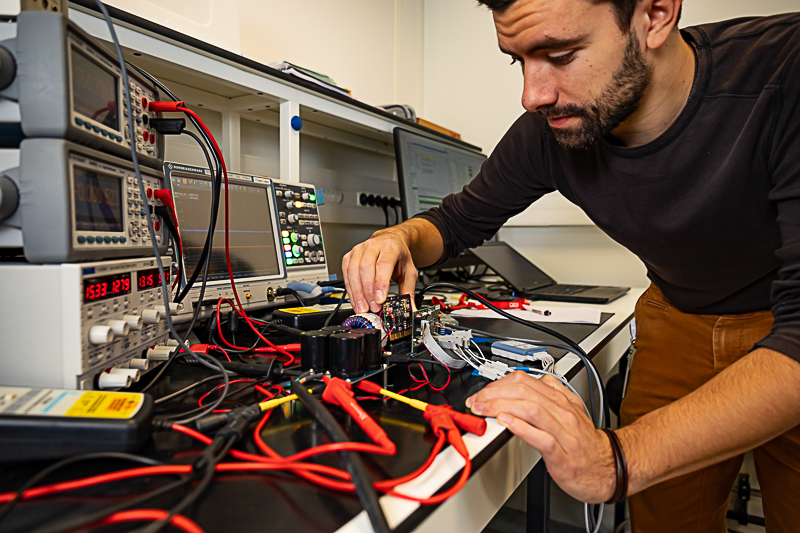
[619,284,800,533]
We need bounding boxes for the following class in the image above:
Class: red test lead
[322,377,396,454]
[148,100,185,113]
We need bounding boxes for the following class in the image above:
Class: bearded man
[342,1,800,530]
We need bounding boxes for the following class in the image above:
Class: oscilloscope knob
[89,325,114,346]
[285,201,295,210]
[108,320,130,337]
[141,309,161,324]
[284,190,295,199]
[308,234,322,246]
[287,214,299,224]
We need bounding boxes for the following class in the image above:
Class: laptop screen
[470,242,556,293]
[394,128,487,220]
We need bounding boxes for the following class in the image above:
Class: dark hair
[477,0,681,33]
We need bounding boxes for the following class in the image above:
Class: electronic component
[0,386,154,462]
[0,10,164,167]
[413,304,443,353]
[0,139,169,262]
[0,257,173,389]
[300,329,330,372]
[351,328,382,371]
[422,323,467,369]
[381,294,413,354]
[273,303,354,330]
[343,313,386,344]
[329,332,365,379]
[339,295,413,355]
[321,325,349,335]
[164,163,287,320]
[491,340,554,370]
[273,180,327,270]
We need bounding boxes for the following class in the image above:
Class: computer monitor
[168,165,286,287]
[394,128,487,220]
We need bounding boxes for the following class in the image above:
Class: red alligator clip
[354,380,383,395]
[322,377,396,454]
[427,409,470,459]
[424,404,487,437]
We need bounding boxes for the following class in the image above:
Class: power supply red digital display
[137,268,169,290]
[84,273,131,302]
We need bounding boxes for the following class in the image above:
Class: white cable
[585,502,604,533]
[469,340,490,363]
[453,346,481,370]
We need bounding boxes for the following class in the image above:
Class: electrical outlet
[356,192,402,210]
[357,191,378,207]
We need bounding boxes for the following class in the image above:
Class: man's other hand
[466,371,616,503]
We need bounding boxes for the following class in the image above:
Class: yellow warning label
[65,391,142,419]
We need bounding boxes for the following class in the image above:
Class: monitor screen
[394,128,487,220]
[171,176,282,282]
[73,167,123,232]
[71,47,119,132]
[470,242,556,293]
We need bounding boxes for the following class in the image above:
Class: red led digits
[136,268,170,290]
[84,274,132,302]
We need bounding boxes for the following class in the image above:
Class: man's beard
[539,32,652,150]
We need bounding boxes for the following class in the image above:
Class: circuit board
[414,305,443,335]
[381,294,413,353]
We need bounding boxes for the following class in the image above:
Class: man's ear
[636,0,682,49]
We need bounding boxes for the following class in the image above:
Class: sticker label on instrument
[65,391,142,418]
[0,387,143,419]
[280,304,337,314]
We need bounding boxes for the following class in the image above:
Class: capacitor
[351,328,382,370]
[329,332,365,379]
[321,325,349,335]
[301,330,330,372]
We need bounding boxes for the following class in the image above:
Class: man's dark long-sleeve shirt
[416,14,800,363]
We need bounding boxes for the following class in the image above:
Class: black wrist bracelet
[603,428,628,504]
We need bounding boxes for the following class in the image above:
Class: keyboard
[534,285,591,296]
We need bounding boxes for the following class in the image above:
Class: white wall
[679,0,800,26]
[99,0,424,111]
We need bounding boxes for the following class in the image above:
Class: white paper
[450,306,602,325]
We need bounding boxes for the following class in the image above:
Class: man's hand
[466,371,615,503]
[343,229,418,313]
[342,218,443,314]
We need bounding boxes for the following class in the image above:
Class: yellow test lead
[258,389,312,412]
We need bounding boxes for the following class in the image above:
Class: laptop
[470,241,630,304]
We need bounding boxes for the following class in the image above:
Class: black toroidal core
[301,330,330,371]
[352,328,382,370]
[329,332,365,379]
